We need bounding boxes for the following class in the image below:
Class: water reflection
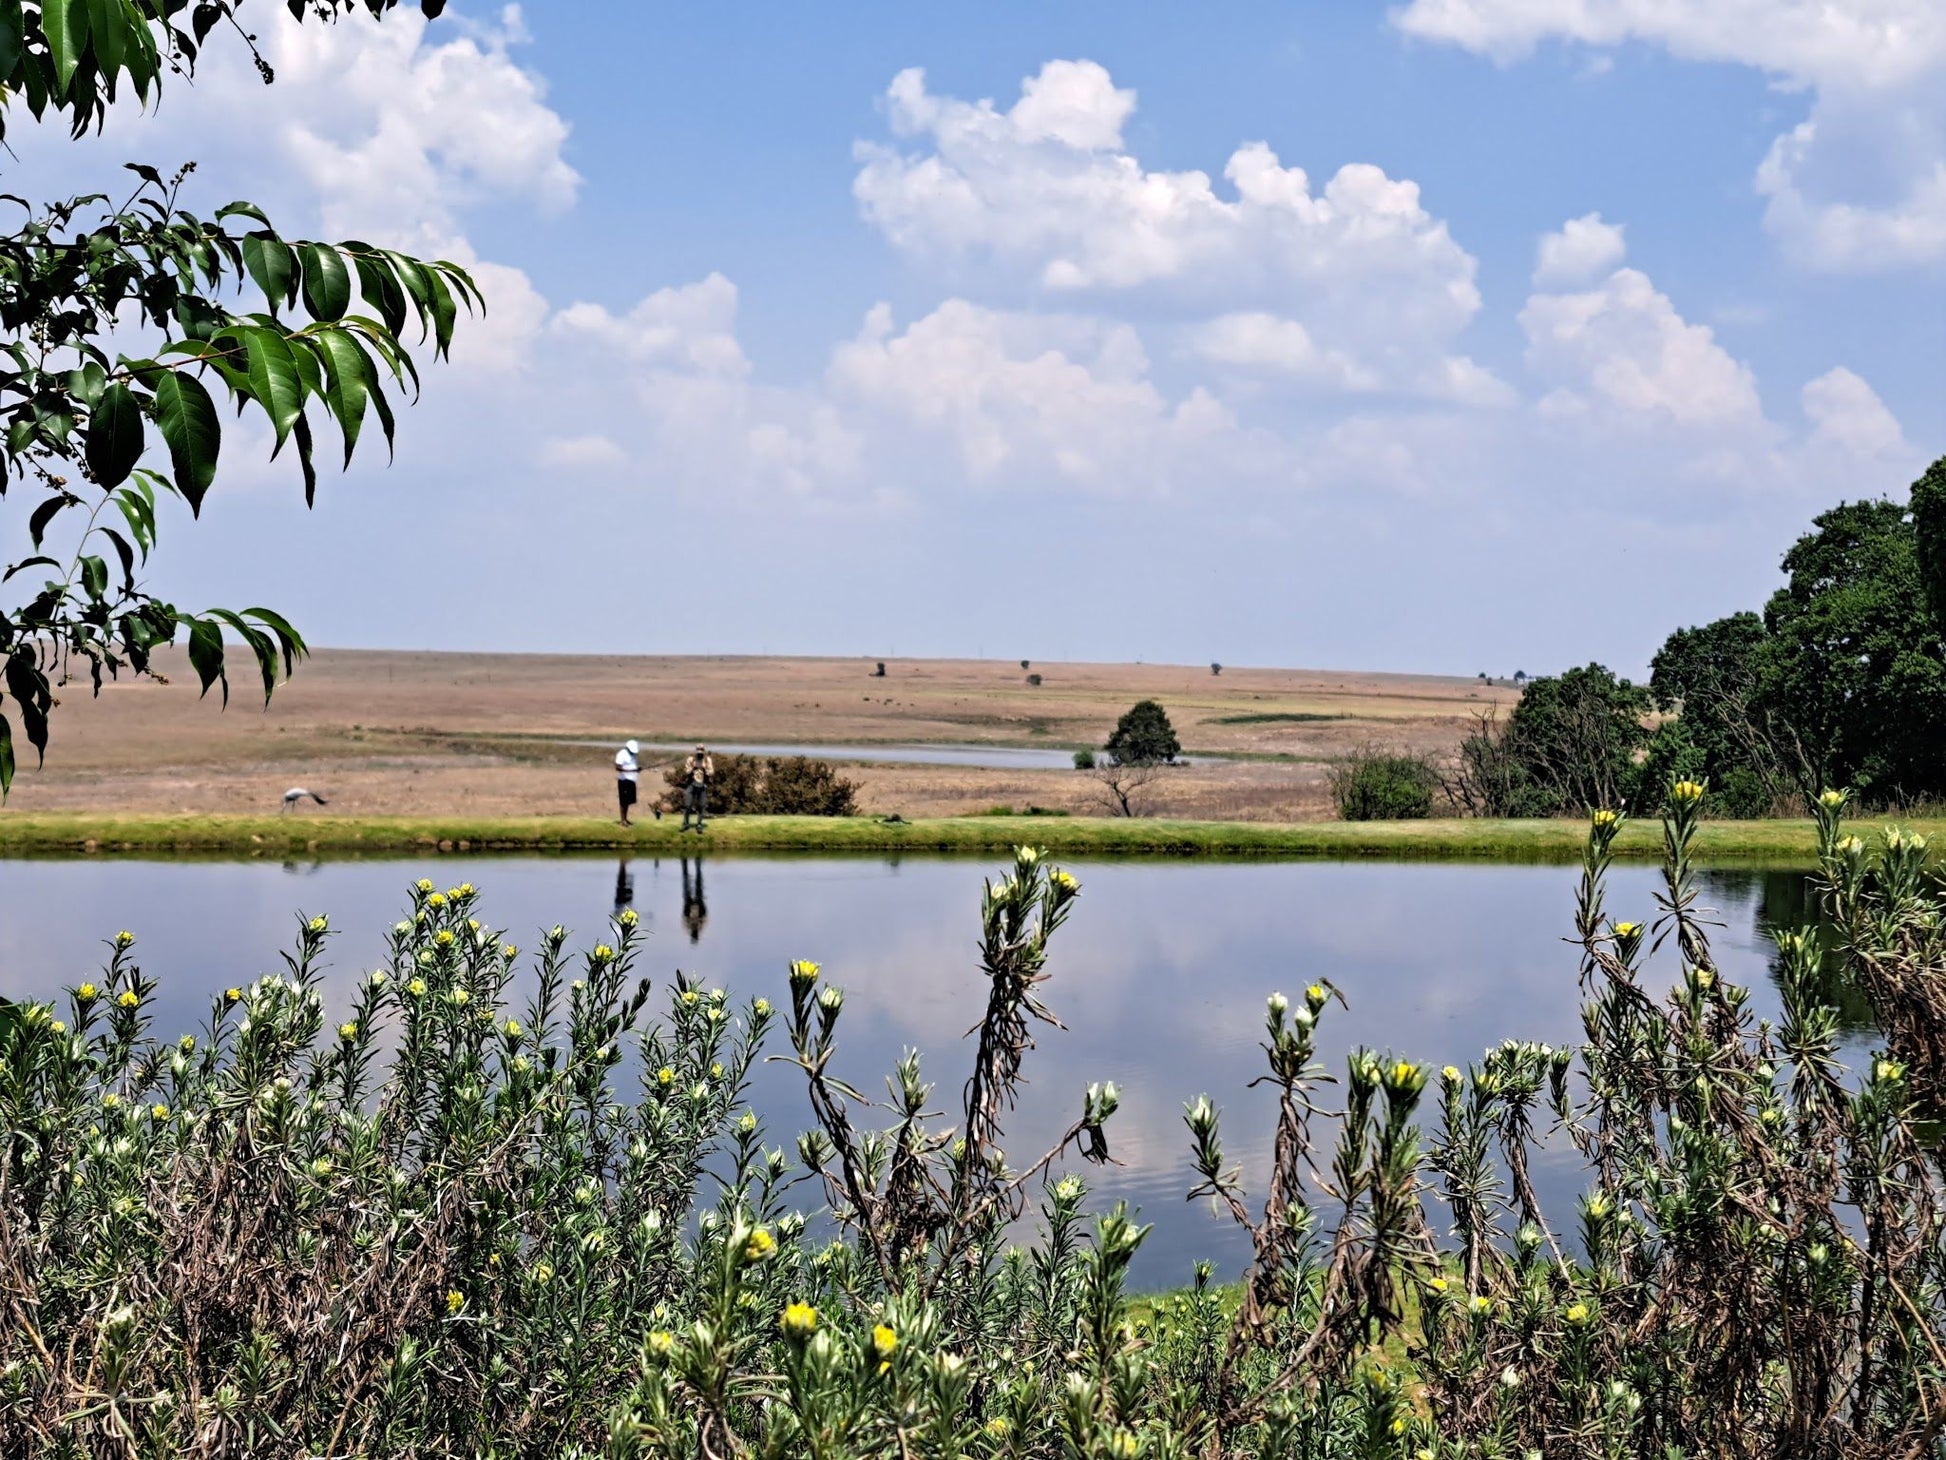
[0,856,1882,1284]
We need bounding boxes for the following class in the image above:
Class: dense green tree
[1646,611,1779,815]
[1910,455,1946,638]
[1455,664,1649,816]
[1104,699,1180,765]
[1753,495,1946,802]
[0,0,473,792]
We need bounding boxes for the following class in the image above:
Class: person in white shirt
[614,739,641,825]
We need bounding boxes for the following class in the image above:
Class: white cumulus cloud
[1522,268,1763,428]
[1533,212,1627,287]
[1394,0,1946,270]
[853,61,1486,393]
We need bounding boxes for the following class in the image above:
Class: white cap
[625,739,639,754]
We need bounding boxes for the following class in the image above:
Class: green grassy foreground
[0,811,1921,862]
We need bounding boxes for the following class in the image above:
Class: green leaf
[241,327,304,452]
[3,652,47,759]
[41,0,87,90]
[242,234,296,310]
[424,267,458,359]
[150,370,220,513]
[0,2,24,79]
[86,0,126,83]
[78,552,107,600]
[216,201,273,227]
[0,714,12,796]
[84,382,144,488]
[351,250,407,337]
[113,481,156,556]
[311,328,372,467]
[28,494,70,548]
[299,243,350,322]
[185,616,225,703]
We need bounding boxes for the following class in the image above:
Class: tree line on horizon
[1337,454,1946,821]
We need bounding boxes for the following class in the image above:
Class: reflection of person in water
[613,858,634,920]
[680,858,708,944]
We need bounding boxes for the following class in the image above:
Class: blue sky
[12,1,1944,675]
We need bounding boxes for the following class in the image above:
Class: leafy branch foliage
[0,0,473,792]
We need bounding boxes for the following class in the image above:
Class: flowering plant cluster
[0,819,1939,1456]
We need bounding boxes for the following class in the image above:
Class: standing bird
[281,787,328,812]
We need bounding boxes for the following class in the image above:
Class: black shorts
[618,779,638,808]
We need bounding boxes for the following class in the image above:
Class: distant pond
[0,856,1874,1284]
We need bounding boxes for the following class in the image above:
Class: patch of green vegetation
[0,812,1906,864]
[1205,712,1349,725]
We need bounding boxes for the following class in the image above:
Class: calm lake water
[619,741,1088,770]
[0,856,1876,1284]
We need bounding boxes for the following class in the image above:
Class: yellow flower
[224,987,241,1003]
[311,1157,332,1177]
[872,1324,898,1360]
[445,1290,464,1314]
[710,1062,724,1079]
[456,883,474,897]
[1391,1060,1418,1086]
[789,960,821,985]
[308,916,328,933]
[502,945,518,961]
[753,998,771,1016]
[681,990,699,1006]
[1591,808,1618,828]
[407,978,427,997]
[743,1227,777,1262]
[1050,869,1079,894]
[620,909,639,929]
[532,1262,553,1285]
[1469,1294,1493,1316]
[427,892,447,909]
[1876,1059,1905,1083]
[647,1329,675,1357]
[985,1417,1011,1438]
[1391,1417,1407,1437]
[434,930,456,948]
[78,983,97,1000]
[657,1066,675,1086]
[781,1300,819,1340]
[339,1022,358,1040]
[1670,779,1705,806]
[50,1020,65,1034]
[1613,921,1641,938]
[503,1019,522,1038]
[1565,1301,1591,1326]
[592,944,615,962]
[103,1092,120,1108]
[450,987,470,1006]
[117,990,140,1009]
[1106,1430,1138,1460]
[1818,788,1845,809]
[114,930,135,947]
[1305,983,1326,1008]
[416,878,435,893]
[150,1103,169,1121]
[1427,1276,1448,1293]
[1441,1065,1462,1085]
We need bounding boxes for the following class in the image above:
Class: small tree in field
[1104,699,1179,765]
[1090,759,1161,816]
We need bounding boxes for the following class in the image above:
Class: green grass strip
[0,812,1924,863]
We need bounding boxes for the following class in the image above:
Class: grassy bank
[0,811,1916,862]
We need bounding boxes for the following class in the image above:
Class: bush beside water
[0,787,1941,1455]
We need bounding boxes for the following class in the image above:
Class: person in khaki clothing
[680,744,714,832]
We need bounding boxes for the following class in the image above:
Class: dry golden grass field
[1,650,1519,823]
